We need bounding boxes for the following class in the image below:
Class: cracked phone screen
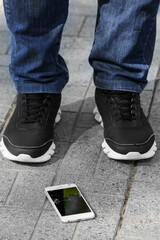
[48,187,91,216]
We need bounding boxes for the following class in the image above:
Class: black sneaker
[94,88,157,160]
[0,93,61,163]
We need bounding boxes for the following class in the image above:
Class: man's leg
[90,0,159,160]
[0,0,69,163]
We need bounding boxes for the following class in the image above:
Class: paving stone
[97,152,133,180]
[81,82,95,113]
[0,170,17,205]
[63,14,85,37]
[56,140,101,178]
[140,90,153,116]
[69,0,97,16]
[0,30,10,54]
[0,207,40,240]
[136,150,160,166]
[6,171,55,209]
[149,118,160,144]
[31,210,76,240]
[134,164,160,183]
[71,125,102,143]
[54,112,77,141]
[0,54,10,66]
[73,214,119,240]
[118,217,160,240]
[79,16,96,38]
[76,112,98,128]
[149,91,160,119]
[61,85,86,112]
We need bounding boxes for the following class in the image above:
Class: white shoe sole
[93,107,157,160]
[0,109,62,163]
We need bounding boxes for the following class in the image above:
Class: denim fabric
[3,0,69,93]
[89,0,160,93]
[3,0,160,93]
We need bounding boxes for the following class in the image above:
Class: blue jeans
[3,0,160,93]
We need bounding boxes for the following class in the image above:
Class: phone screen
[47,187,91,216]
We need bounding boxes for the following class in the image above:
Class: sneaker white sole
[93,107,157,160]
[102,139,157,160]
[0,109,62,163]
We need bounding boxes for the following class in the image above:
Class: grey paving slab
[5,171,55,209]
[81,82,95,113]
[31,210,76,240]
[54,112,77,141]
[140,90,153,116]
[71,125,102,143]
[79,16,96,38]
[61,85,87,112]
[0,207,40,240]
[0,30,10,54]
[56,140,101,178]
[0,170,17,205]
[149,90,160,119]
[134,164,160,183]
[69,0,97,16]
[73,215,119,240]
[150,118,160,144]
[63,14,85,37]
[0,54,10,66]
[76,112,98,128]
[118,217,160,240]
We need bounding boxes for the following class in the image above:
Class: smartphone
[45,184,95,223]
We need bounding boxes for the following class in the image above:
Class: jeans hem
[94,77,146,93]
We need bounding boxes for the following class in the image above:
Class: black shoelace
[21,94,50,124]
[108,91,139,121]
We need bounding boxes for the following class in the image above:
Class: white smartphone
[45,184,95,223]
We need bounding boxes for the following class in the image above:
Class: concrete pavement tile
[140,90,153,116]
[54,112,77,141]
[71,125,102,143]
[0,207,40,240]
[76,112,98,128]
[118,217,160,240]
[0,170,17,205]
[149,91,160,119]
[129,181,160,200]
[5,171,55,209]
[118,237,150,240]
[149,118,160,144]
[56,140,101,177]
[0,30,10,54]
[79,16,96,38]
[63,14,85,37]
[31,210,76,240]
[123,193,160,220]
[81,96,95,113]
[0,54,10,66]
[69,0,97,16]
[73,215,119,240]
[61,36,93,51]
[0,11,7,31]
[97,153,133,180]
[61,85,86,112]
[134,164,160,183]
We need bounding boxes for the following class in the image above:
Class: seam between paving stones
[77,15,88,37]
[4,171,21,206]
[114,163,137,240]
